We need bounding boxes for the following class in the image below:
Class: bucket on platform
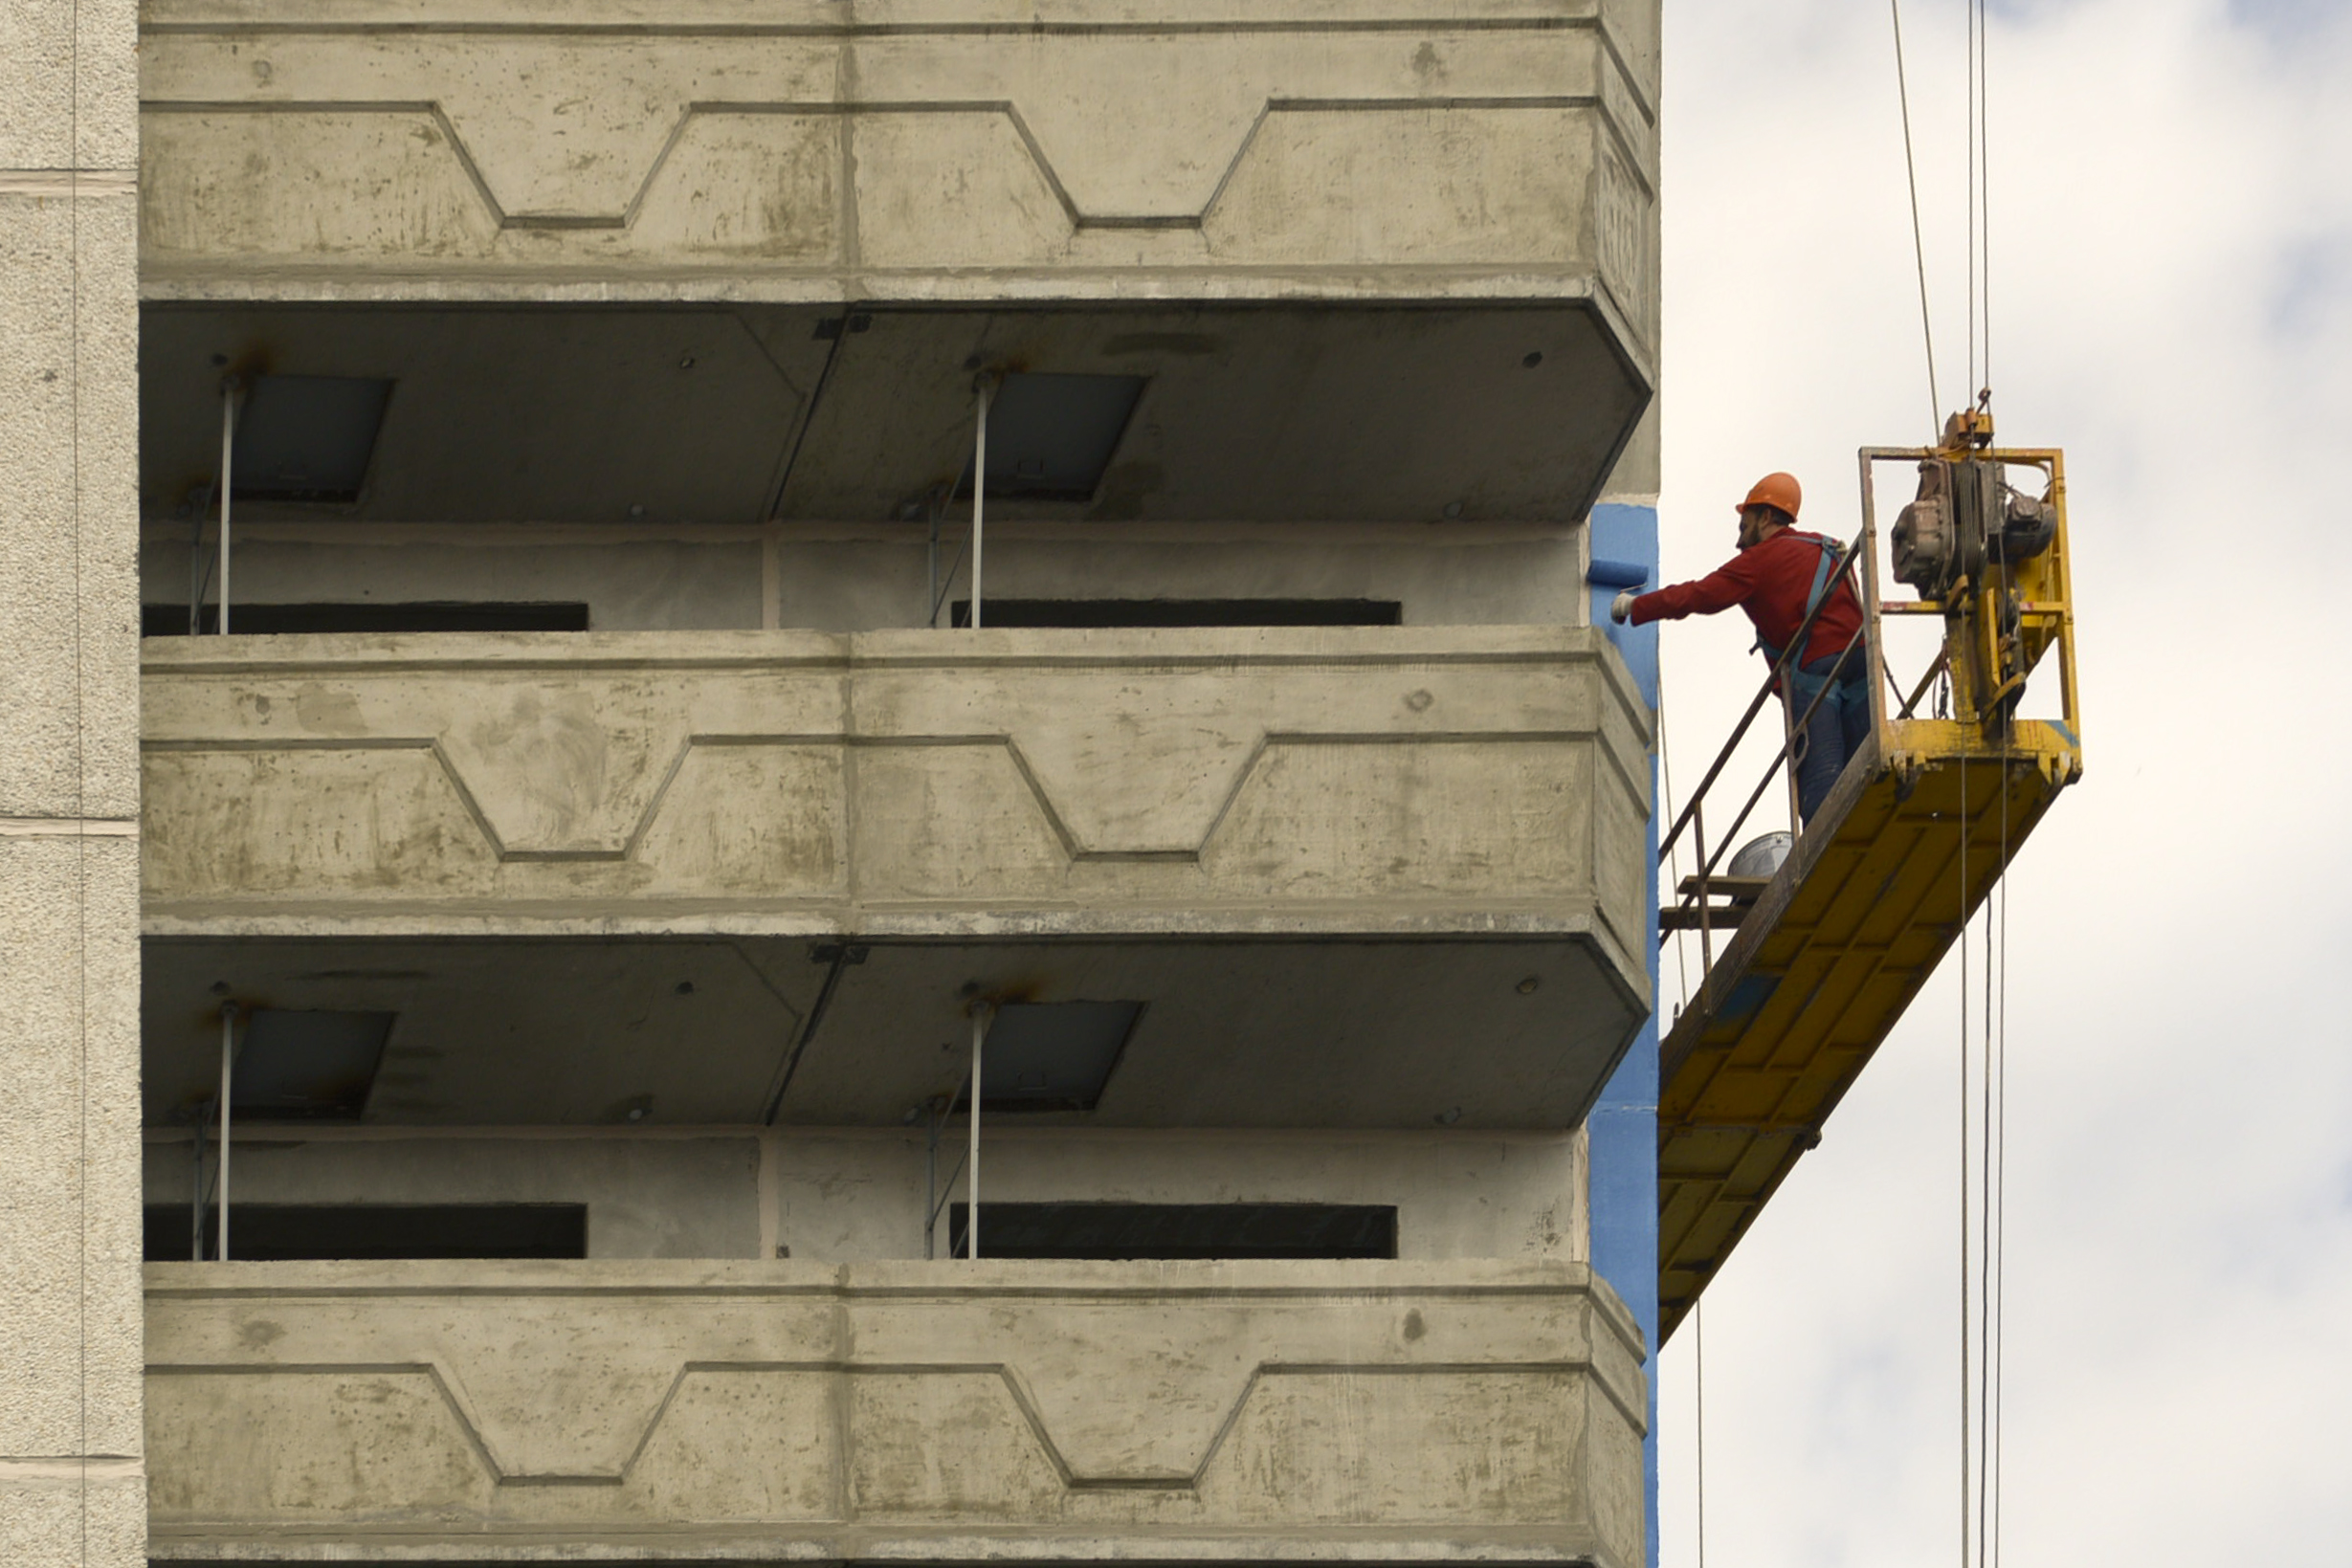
[1727,831,1793,879]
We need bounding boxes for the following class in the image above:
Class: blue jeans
[1789,653,1871,825]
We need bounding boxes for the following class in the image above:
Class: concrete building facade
[5,4,1664,1566]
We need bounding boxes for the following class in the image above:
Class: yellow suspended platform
[1654,428,2082,1341]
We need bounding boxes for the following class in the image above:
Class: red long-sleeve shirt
[1628,529,1863,667]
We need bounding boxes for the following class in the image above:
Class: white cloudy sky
[1649,1,2352,1564]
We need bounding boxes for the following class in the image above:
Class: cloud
[1651,2,2352,1563]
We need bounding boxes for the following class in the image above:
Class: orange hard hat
[1737,472,1803,520]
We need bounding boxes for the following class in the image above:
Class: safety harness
[1756,531,1866,727]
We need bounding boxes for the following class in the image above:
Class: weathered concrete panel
[140,629,1652,955]
[1202,740,1594,900]
[854,111,1076,271]
[143,744,499,897]
[1204,106,1596,268]
[140,109,505,262]
[633,114,842,261]
[144,1258,1646,1564]
[136,1,1659,333]
[633,742,847,897]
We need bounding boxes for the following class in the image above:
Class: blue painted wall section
[1586,500,1661,1568]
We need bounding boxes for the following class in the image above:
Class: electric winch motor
[1892,457,2056,597]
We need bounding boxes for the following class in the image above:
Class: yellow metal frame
[1653,430,2082,1341]
[1872,443,2080,753]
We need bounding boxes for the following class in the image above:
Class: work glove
[1609,590,1636,625]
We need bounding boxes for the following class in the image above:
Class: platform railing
[1653,519,1877,984]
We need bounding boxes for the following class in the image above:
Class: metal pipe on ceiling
[970,374,996,630]
[966,1003,989,1259]
[216,1003,237,1261]
[216,378,243,635]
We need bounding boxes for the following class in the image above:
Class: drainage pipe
[216,379,242,635]
[969,375,995,629]
[215,1004,236,1260]
[966,1004,988,1258]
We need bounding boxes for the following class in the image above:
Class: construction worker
[1610,472,1870,824]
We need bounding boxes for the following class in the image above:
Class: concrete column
[0,0,146,1563]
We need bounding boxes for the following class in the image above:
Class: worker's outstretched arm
[1628,551,1763,626]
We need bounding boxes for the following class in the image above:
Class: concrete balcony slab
[139,628,1652,1130]
[138,300,1648,528]
[144,1257,1647,1565]
[134,6,1660,520]
[141,627,1650,934]
[137,1,1657,332]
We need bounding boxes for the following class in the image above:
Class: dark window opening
[230,1007,395,1122]
[949,598,1402,629]
[951,1000,1143,1114]
[954,371,1147,501]
[144,1203,588,1262]
[230,374,395,503]
[946,1202,1398,1260]
[144,602,592,637]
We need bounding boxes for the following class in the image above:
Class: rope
[1890,0,1943,434]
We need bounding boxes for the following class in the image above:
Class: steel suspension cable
[1976,0,1993,401]
[1965,762,2014,1568]
[1980,866,1996,1566]
[1955,751,1971,1568]
[1891,0,1943,434]
[1981,13,2007,1555]
[1965,766,2022,1568]
[1990,744,2013,1568]
[1971,11,2008,1551]
[1966,0,1975,399]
